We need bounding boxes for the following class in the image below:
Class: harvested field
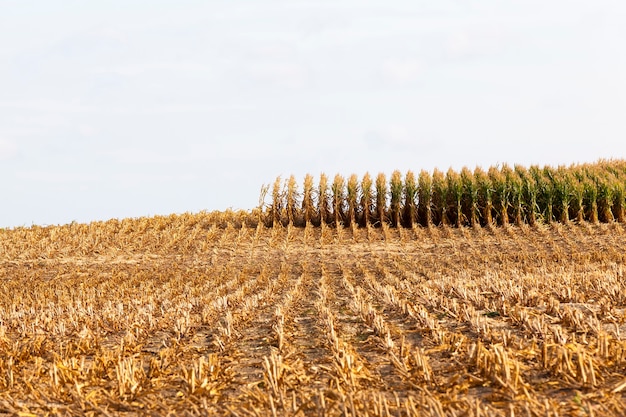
[1,214,626,415]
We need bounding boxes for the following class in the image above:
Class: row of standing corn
[263,159,626,228]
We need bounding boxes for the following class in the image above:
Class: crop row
[263,159,626,227]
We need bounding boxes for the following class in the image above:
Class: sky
[1,1,626,228]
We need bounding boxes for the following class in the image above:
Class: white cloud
[106,149,198,165]
[0,99,250,116]
[363,125,426,150]
[380,59,423,84]
[0,99,91,114]
[443,26,512,62]
[247,62,309,89]
[92,61,213,77]
[15,170,101,184]
[0,140,17,160]
[77,125,96,137]
[446,31,471,56]
[112,172,199,189]
[96,27,129,44]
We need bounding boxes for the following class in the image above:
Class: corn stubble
[2,162,626,415]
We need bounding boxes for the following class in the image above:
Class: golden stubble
[0,213,626,414]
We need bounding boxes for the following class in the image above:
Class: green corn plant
[460,167,479,227]
[602,158,626,180]
[538,169,554,223]
[543,166,571,223]
[516,165,539,226]
[612,180,625,223]
[488,166,509,226]
[431,169,447,226]
[417,170,432,227]
[529,165,549,224]
[569,166,586,223]
[509,165,525,225]
[598,162,624,221]
[346,174,359,227]
[446,168,464,227]
[390,170,403,227]
[403,171,418,228]
[602,158,618,177]
[537,166,555,224]
[582,168,599,223]
[475,167,493,227]
[331,174,346,227]
[613,160,626,221]
[596,175,614,223]
[601,160,626,221]
[611,159,626,180]
[360,173,374,227]
[501,164,516,225]
[375,173,388,226]
[553,167,572,224]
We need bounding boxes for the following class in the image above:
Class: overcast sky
[2,1,626,227]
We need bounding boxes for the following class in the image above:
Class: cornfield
[1,160,626,415]
[263,160,626,228]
